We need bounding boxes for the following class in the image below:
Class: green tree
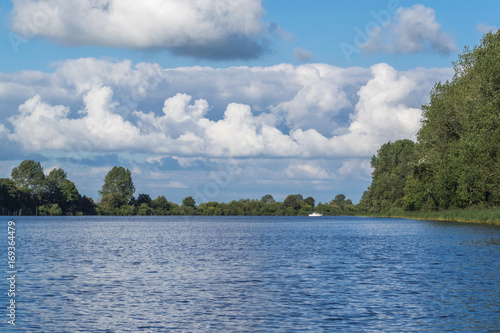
[261,194,275,204]
[284,195,301,212]
[11,160,45,191]
[151,196,172,215]
[0,178,19,215]
[137,203,153,216]
[414,31,500,209]
[334,194,346,209]
[38,203,62,216]
[361,140,417,212]
[11,160,46,215]
[79,196,97,215]
[99,193,122,215]
[44,168,67,198]
[182,196,196,208]
[136,193,152,206]
[60,179,80,215]
[99,166,135,208]
[304,196,315,208]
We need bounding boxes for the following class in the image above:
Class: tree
[99,166,135,206]
[182,196,196,208]
[261,194,275,204]
[304,196,315,208]
[11,160,45,191]
[136,193,152,206]
[38,204,62,216]
[362,31,500,212]
[284,195,301,211]
[11,160,46,215]
[0,178,18,215]
[137,203,153,216]
[43,168,68,206]
[361,140,417,212]
[99,193,122,215]
[79,196,97,215]
[60,180,80,215]
[413,30,500,209]
[334,194,346,209]
[151,196,172,215]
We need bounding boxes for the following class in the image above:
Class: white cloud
[477,23,498,34]
[285,163,331,179]
[8,86,146,152]
[0,123,7,137]
[2,59,453,162]
[10,0,268,59]
[338,159,372,180]
[361,4,456,55]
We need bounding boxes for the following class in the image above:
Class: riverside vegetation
[1,32,499,223]
[0,162,355,216]
[358,31,500,223]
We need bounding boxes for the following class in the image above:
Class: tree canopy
[361,31,500,212]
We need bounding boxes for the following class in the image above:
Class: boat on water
[308,212,323,217]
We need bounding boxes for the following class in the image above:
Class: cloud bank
[1,59,452,160]
[0,59,453,201]
[10,0,268,59]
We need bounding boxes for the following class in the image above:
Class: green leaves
[364,31,500,212]
[99,166,135,206]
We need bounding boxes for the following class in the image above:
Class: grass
[359,207,500,225]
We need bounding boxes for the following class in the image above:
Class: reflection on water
[1,216,499,332]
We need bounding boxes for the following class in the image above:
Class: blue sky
[0,0,498,204]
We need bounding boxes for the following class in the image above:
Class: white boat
[308,212,323,217]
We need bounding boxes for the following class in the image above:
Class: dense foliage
[1,161,355,216]
[360,31,500,213]
[0,160,96,216]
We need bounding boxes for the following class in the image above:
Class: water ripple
[1,216,499,332]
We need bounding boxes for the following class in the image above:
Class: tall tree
[43,168,68,205]
[11,160,45,192]
[334,194,346,209]
[261,194,275,204]
[304,196,315,208]
[0,178,18,215]
[99,166,135,206]
[182,196,196,208]
[11,160,45,215]
[60,179,81,215]
[361,140,417,212]
[413,30,500,209]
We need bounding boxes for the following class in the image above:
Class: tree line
[359,31,500,213]
[1,162,356,216]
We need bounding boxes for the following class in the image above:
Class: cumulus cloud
[285,163,331,179]
[10,0,268,59]
[361,4,456,55]
[2,59,453,162]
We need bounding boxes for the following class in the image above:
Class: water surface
[1,216,499,332]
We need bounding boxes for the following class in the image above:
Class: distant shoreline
[3,208,499,226]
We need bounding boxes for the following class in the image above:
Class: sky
[0,0,498,205]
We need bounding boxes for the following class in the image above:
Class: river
[1,216,499,332]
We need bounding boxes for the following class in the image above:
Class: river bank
[359,207,500,225]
